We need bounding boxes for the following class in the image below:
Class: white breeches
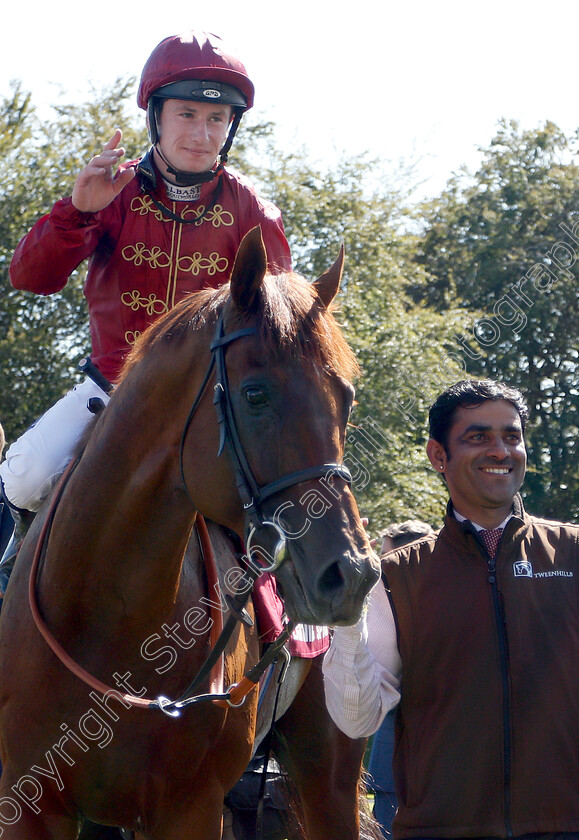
[0,378,111,511]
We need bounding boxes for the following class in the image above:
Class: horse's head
[197,227,379,625]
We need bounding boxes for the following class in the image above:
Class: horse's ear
[313,244,345,308]
[230,226,268,312]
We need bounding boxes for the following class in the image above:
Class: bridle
[28,309,353,715]
[180,312,353,572]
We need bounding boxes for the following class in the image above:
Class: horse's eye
[245,387,267,406]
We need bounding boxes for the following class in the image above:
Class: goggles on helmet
[151,79,248,109]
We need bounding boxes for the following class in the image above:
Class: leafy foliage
[0,85,576,530]
[414,120,579,520]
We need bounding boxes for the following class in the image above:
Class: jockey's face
[155,99,233,175]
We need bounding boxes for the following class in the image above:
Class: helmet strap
[218,109,243,163]
[154,143,221,186]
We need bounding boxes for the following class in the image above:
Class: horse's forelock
[118,271,358,384]
[255,272,359,381]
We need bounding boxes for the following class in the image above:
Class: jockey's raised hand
[72,129,136,213]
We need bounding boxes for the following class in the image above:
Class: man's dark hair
[381,519,434,549]
[429,380,529,451]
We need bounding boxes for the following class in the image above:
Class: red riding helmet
[138,31,254,147]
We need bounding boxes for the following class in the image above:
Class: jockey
[0,31,291,598]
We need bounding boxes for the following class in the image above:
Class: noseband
[180,313,352,569]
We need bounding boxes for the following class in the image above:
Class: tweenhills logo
[513,560,573,579]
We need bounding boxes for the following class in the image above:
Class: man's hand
[72,129,136,213]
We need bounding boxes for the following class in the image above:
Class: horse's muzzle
[274,547,380,626]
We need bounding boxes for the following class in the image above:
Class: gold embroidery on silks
[130,195,234,228]
[179,203,234,228]
[169,210,182,311]
[180,205,205,225]
[204,204,234,228]
[130,195,166,222]
[121,197,234,340]
[120,290,168,316]
[125,330,142,346]
[176,252,229,276]
[122,243,172,270]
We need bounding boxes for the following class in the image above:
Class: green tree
[414,120,579,521]
[6,85,574,532]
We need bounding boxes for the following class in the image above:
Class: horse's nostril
[318,561,345,595]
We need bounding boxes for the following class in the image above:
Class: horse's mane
[120,271,359,383]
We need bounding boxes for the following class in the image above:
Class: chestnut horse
[0,228,378,839]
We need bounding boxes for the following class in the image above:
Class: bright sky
[3,0,578,199]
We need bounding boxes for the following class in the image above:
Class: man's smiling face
[427,399,527,527]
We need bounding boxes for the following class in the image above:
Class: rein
[28,459,290,714]
[28,459,226,711]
